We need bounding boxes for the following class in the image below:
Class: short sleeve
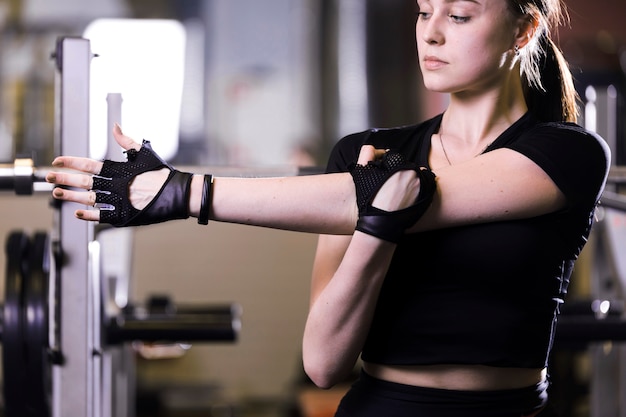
[506,122,611,209]
[325,130,375,174]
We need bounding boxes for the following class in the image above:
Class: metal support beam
[51,36,98,417]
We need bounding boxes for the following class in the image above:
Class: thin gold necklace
[439,131,495,166]
[439,133,452,166]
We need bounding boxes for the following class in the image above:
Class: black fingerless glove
[349,151,437,243]
[92,140,193,227]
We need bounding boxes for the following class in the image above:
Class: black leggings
[334,370,549,417]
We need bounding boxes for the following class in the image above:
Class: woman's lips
[422,55,447,70]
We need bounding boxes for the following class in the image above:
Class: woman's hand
[46,124,175,224]
[355,145,424,212]
[350,146,437,242]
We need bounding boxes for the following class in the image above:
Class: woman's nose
[418,15,444,45]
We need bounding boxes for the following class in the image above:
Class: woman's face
[415,0,520,94]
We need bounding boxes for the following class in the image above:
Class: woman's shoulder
[507,118,611,205]
[530,120,607,141]
[514,119,611,165]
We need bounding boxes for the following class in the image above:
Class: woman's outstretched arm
[46,124,566,234]
[47,124,361,234]
[205,174,357,234]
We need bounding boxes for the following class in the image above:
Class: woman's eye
[416,12,432,20]
[449,14,470,23]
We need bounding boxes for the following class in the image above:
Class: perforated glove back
[349,151,437,243]
[92,140,193,227]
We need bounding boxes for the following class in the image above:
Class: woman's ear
[514,12,540,50]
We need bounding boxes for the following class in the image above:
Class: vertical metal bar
[106,93,124,162]
[101,92,135,417]
[51,36,97,417]
[90,240,102,417]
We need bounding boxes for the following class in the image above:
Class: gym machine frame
[0,37,241,417]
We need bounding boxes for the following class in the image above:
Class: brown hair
[508,0,579,122]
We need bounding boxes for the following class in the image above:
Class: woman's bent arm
[302,232,396,388]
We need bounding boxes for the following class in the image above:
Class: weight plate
[24,231,51,417]
[3,230,30,417]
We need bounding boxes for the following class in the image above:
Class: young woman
[47,0,610,415]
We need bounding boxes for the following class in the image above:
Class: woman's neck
[430,86,528,168]
[442,81,528,145]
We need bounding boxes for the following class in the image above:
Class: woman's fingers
[52,187,95,206]
[43,124,140,223]
[357,145,388,165]
[75,209,101,222]
[46,166,100,222]
[44,122,138,223]
[46,125,138,190]
[47,124,138,176]
[50,155,103,175]
[50,187,101,222]
[357,145,376,165]
[113,123,141,151]
[46,169,94,191]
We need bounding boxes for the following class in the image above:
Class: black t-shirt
[325,112,610,368]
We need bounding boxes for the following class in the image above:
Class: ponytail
[522,33,579,123]
[513,0,579,123]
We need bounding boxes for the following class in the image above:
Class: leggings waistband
[334,369,549,417]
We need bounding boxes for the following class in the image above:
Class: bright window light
[84,19,186,161]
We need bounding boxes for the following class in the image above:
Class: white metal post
[51,36,99,417]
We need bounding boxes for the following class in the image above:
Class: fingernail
[76,211,84,218]
[114,123,122,133]
[53,189,63,198]
[52,159,64,167]
[46,174,56,183]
